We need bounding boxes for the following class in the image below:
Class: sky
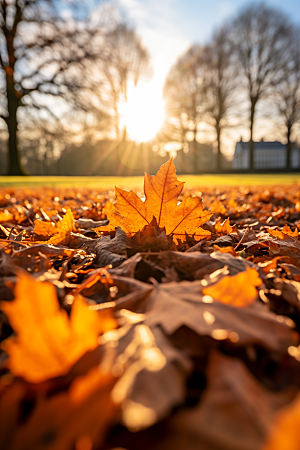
[119,0,300,83]
[116,0,300,154]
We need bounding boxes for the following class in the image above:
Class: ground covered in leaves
[0,160,300,450]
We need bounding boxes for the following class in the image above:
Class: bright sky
[117,0,300,151]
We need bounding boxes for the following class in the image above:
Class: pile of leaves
[0,159,300,450]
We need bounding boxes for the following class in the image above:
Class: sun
[118,82,165,142]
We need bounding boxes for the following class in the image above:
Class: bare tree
[163,45,206,169]
[97,23,150,139]
[0,0,149,175]
[202,26,237,171]
[275,27,300,169]
[231,2,292,169]
[0,0,103,174]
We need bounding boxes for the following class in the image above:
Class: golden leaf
[213,245,238,257]
[97,159,213,242]
[215,218,233,235]
[34,208,75,246]
[0,272,115,383]
[210,200,227,215]
[202,267,262,308]
[0,211,13,222]
[33,220,57,237]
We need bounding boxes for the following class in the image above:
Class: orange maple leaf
[0,272,116,383]
[97,159,213,242]
[281,225,299,237]
[202,267,262,308]
[215,218,233,235]
[34,208,75,246]
[268,226,299,239]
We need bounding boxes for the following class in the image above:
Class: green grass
[0,173,299,190]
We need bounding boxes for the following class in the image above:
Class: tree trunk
[216,126,222,172]
[286,126,292,170]
[5,73,25,175]
[249,100,255,171]
[7,97,24,175]
[182,145,188,174]
[193,130,197,174]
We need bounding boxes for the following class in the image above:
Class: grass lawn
[0,173,299,190]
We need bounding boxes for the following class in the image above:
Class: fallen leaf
[33,219,57,237]
[263,393,300,450]
[202,267,262,308]
[131,217,175,252]
[33,208,75,246]
[213,245,238,257]
[0,211,13,222]
[109,275,297,353]
[215,218,233,235]
[280,264,300,281]
[0,367,118,450]
[282,225,299,237]
[96,227,131,268]
[102,317,192,430]
[97,159,213,242]
[108,351,297,450]
[0,272,115,383]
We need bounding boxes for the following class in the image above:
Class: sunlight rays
[118,82,165,143]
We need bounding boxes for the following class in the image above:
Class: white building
[233,140,300,169]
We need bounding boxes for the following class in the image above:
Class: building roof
[237,141,287,151]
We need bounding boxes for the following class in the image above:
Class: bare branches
[0,0,150,174]
[229,2,293,168]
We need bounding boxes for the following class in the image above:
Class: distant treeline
[0,139,170,176]
[158,2,300,171]
[0,1,299,175]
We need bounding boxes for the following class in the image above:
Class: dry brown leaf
[202,267,262,307]
[97,159,213,242]
[107,351,297,450]
[0,272,115,383]
[0,368,118,450]
[109,275,296,353]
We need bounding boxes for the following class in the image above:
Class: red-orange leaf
[215,218,233,235]
[97,159,213,242]
[0,211,13,222]
[213,245,238,257]
[263,394,300,450]
[202,267,262,308]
